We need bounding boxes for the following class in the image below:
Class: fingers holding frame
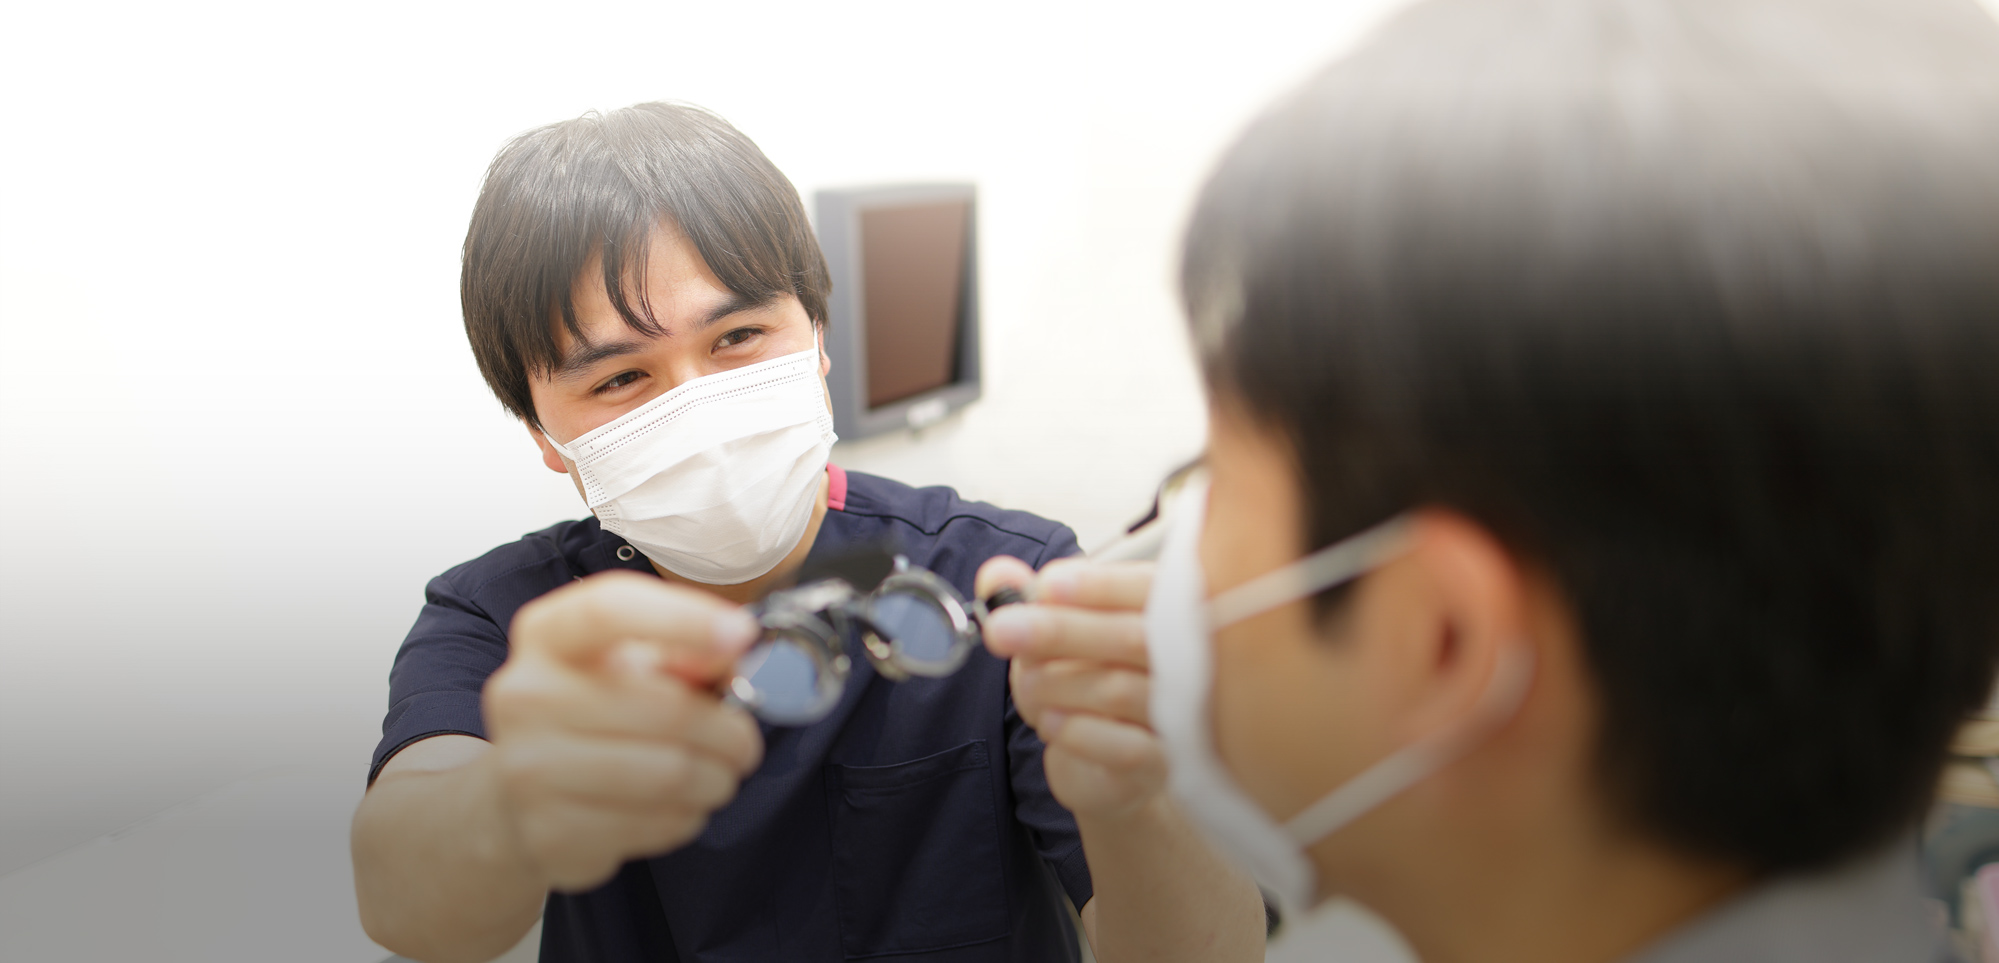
[496,735,743,814]
[1011,659,1151,728]
[984,604,1150,666]
[485,643,764,776]
[1036,713,1169,820]
[1036,558,1155,611]
[508,793,720,892]
[974,556,1156,614]
[510,570,761,683]
[974,555,1038,603]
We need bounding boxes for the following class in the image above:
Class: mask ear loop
[1280,646,1535,847]
[1201,514,1537,849]
[540,430,580,464]
[537,430,609,513]
[1205,517,1416,629]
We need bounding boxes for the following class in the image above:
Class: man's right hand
[482,570,766,892]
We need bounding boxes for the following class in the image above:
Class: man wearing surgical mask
[985,0,1999,960]
[350,103,1266,962]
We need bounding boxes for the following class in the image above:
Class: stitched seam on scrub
[834,507,1060,547]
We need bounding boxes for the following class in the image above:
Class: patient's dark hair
[462,102,829,427]
[1184,0,1999,875]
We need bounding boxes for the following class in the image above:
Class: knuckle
[1114,618,1150,662]
[723,711,765,773]
[1106,672,1150,719]
[487,670,557,719]
[1010,606,1051,645]
[1040,557,1084,578]
[1015,695,1044,724]
[1109,559,1155,588]
[638,747,693,799]
[568,595,615,644]
[1112,733,1162,771]
[1026,613,1071,654]
[572,575,642,631]
[975,556,1023,591]
[509,595,554,642]
[645,678,695,733]
[685,758,739,809]
[1073,565,1109,599]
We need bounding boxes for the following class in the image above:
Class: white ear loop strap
[1197,512,1536,846]
[543,431,580,463]
[1281,647,1535,844]
[1205,516,1416,630]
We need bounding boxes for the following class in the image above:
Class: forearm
[1077,795,1266,963]
[351,754,547,963]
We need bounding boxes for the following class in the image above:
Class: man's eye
[717,327,763,349]
[596,371,644,393]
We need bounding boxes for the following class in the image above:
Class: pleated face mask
[544,347,837,584]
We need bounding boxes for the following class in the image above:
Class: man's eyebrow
[553,337,650,384]
[699,291,766,329]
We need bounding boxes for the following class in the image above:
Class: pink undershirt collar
[826,463,848,512]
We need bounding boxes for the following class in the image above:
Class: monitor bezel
[815,182,982,442]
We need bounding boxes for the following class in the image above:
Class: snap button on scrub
[616,545,637,561]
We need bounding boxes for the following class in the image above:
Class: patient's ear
[817,326,831,377]
[529,426,569,474]
[1383,511,1534,741]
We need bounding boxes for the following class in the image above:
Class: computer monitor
[815,183,980,441]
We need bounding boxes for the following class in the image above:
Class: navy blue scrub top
[372,468,1092,963]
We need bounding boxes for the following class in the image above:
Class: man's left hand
[977,557,1163,822]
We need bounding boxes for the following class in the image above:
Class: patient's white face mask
[544,347,836,584]
[1144,476,1534,916]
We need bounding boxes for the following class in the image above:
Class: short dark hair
[461,102,830,428]
[1184,0,1999,875]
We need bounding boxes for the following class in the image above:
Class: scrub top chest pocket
[825,740,1010,958]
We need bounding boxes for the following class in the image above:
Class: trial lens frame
[727,556,990,725]
[727,461,1207,725]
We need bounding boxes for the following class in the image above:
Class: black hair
[1183,0,1999,875]
[461,102,829,428]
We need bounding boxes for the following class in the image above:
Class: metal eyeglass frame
[725,461,1207,726]
[726,556,988,725]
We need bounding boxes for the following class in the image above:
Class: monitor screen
[859,200,970,408]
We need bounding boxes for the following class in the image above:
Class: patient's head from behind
[1180,0,1999,951]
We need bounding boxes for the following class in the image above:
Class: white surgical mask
[545,347,836,584]
[1144,476,1535,916]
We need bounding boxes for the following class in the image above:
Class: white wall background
[0,1,1415,958]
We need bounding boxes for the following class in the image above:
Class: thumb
[975,555,1038,603]
[510,571,761,684]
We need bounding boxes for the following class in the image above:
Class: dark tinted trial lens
[871,591,959,666]
[737,637,828,721]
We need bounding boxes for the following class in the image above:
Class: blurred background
[0,0,1436,958]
